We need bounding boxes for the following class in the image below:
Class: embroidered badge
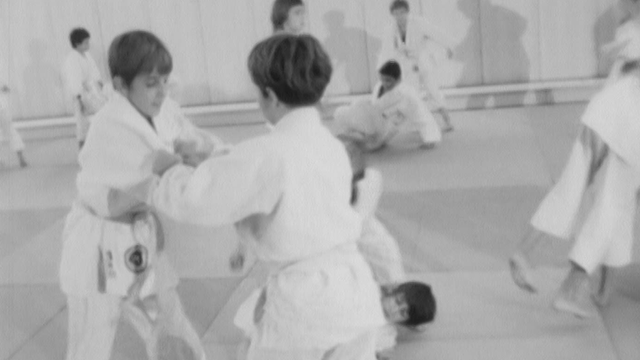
[125,244,148,274]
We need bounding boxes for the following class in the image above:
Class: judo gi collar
[272,106,321,132]
[112,92,159,133]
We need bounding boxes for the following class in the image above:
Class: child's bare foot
[552,267,593,318]
[509,253,537,293]
[552,293,593,318]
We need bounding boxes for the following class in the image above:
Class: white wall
[0,0,621,121]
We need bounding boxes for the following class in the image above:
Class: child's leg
[7,123,27,167]
[121,297,159,360]
[552,261,593,318]
[155,288,206,360]
[65,294,121,360]
[418,63,452,132]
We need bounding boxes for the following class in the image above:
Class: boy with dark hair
[332,60,442,151]
[152,34,385,360]
[59,30,209,360]
[62,27,107,149]
[382,281,436,328]
[271,0,306,34]
[380,0,455,132]
[69,28,90,48]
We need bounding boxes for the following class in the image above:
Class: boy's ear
[265,87,281,106]
[112,76,126,92]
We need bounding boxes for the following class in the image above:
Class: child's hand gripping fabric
[174,137,230,167]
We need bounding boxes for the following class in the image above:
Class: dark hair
[108,30,173,87]
[394,281,436,327]
[337,135,366,204]
[379,60,402,80]
[390,0,410,12]
[69,28,90,48]
[271,0,305,31]
[248,34,332,107]
[621,60,640,74]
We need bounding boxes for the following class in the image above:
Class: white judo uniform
[59,93,208,360]
[378,15,454,109]
[0,91,25,160]
[353,168,406,285]
[153,107,386,360]
[333,82,442,150]
[352,167,406,355]
[530,74,640,273]
[604,17,640,86]
[61,50,104,143]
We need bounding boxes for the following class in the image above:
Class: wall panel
[308,0,371,95]
[0,0,9,87]
[480,0,540,84]
[9,0,68,119]
[197,0,258,103]
[149,0,212,105]
[539,0,600,80]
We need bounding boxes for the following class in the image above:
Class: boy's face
[379,74,399,92]
[283,5,306,34]
[381,292,409,323]
[121,69,169,119]
[391,7,409,29]
[77,38,91,53]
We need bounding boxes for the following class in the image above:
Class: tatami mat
[2,103,640,360]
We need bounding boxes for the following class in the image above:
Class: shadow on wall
[22,39,65,119]
[593,5,621,77]
[456,0,553,109]
[322,10,381,93]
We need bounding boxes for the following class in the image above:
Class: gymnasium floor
[1,102,640,360]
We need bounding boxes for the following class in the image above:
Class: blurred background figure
[0,84,28,168]
[61,27,107,149]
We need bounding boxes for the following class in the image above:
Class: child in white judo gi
[59,30,209,360]
[0,84,28,168]
[152,34,386,360]
[333,60,442,151]
[509,58,640,318]
[380,0,455,132]
[340,136,436,358]
[62,27,108,149]
[271,0,306,34]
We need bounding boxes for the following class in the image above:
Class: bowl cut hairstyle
[70,28,90,48]
[379,60,402,80]
[390,0,410,12]
[248,34,332,107]
[108,30,173,87]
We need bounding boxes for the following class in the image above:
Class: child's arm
[151,139,284,227]
[418,17,455,57]
[353,168,383,219]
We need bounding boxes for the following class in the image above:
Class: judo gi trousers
[65,288,204,360]
[531,126,639,273]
